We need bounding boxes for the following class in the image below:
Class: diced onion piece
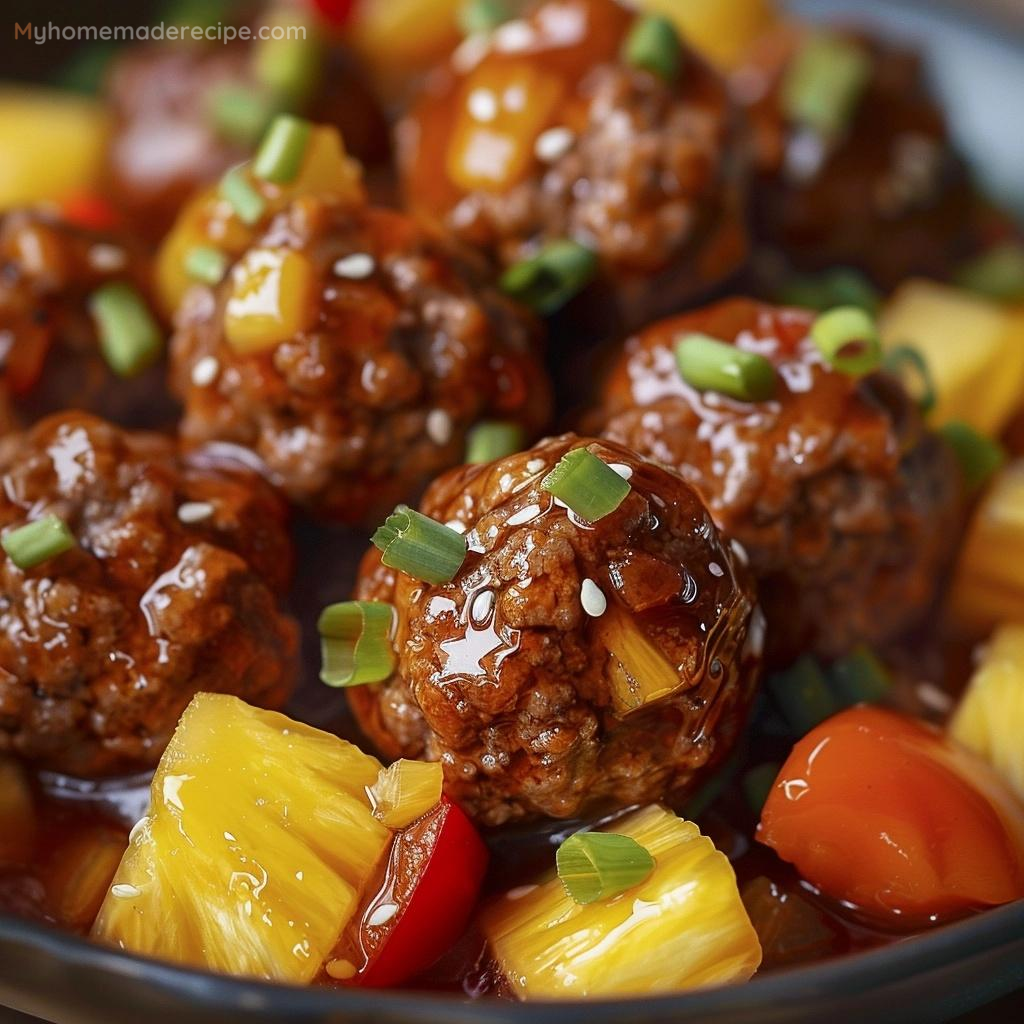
[466,421,524,464]
[781,32,871,139]
[2,514,76,570]
[541,447,631,522]
[595,604,682,714]
[500,240,597,315]
[369,759,444,828]
[556,831,654,905]
[483,804,761,998]
[675,333,777,401]
[89,282,163,378]
[318,601,396,688]
[371,505,467,585]
[223,247,318,353]
[810,306,882,376]
[622,14,683,83]
[939,421,1005,493]
[253,115,313,185]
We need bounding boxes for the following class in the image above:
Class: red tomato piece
[758,705,1024,928]
[310,0,358,28]
[59,192,122,233]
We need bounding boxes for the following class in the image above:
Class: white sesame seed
[426,409,453,445]
[526,458,546,474]
[452,33,490,74]
[110,883,141,899]
[494,19,534,52]
[534,126,575,163]
[445,519,467,534]
[580,578,607,617]
[608,462,633,480]
[191,356,219,387]
[468,87,499,122]
[916,682,954,714]
[367,903,399,927]
[178,501,215,524]
[708,561,724,578]
[88,244,127,273]
[507,503,540,526]
[470,589,495,625]
[333,253,376,279]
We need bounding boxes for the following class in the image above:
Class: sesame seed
[110,883,141,899]
[452,33,490,74]
[88,244,127,273]
[526,458,546,474]
[178,501,215,524]
[580,578,607,617]
[534,126,575,163]
[494,19,534,52]
[333,253,376,279]
[468,88,499,122]
[445,519,467,534]
[608,462,633,480]
[367,903,399,927]
[191,356,219,387]
[426,409,453,445]
[708,562,724,578]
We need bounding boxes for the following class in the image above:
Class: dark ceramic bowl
[2,1,1024,1021]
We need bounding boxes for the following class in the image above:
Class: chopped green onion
[318,601,396,688]
[828,645,892,707]
[767,655,838,737]
[209,85,279,147]
[2,515,76,570]
[500,240,597,315]
[371,505,467,585]
[781,32,871,139]
[541,447,631,522]
[742,762,781,817]
[184,246,229,286]
[776,267,881,315]
[809,306,882,376]
[218,165,266,226]
[556,831,655,905]
[252,114,312,185]
[883,344,936,415]
[954,243,1024,304]
[458,0,512,36]
[254,33,321,106]
[88,282,163,378]
[939,421,1006,493]
[622,13,683,84]
[675,333,777,401]
[466,421,524,464]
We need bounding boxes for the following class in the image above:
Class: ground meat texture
[735,27,977,289]
[0,412,298,777]
[0,209,175,431]
[170,200,551,524]
[351,435,762,826]
[596,298,962,665]
[397,0,748,332]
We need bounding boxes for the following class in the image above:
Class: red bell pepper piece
[60,192,122,233]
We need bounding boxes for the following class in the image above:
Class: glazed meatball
[398,0,748,331]
[351,435,762,826]
[0,412,298,776]
[0,208,174,430]
[596,298,962,665]
[169,196,550,523]
[736,26,977,289]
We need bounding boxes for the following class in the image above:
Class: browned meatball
[0,208,174,430]
[0,412,298,777]
[170,201,551,524]
[595,298,962,665]
[398,0,748,331]
[351,434,762,826]
[736,26,976,289]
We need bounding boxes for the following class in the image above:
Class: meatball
[351,435,762,826]
[104,9,389,238]
[0,208,174,430]
[169,194,550,523]
[596,298,962,664]
[397,0,748,331]
[0,412,298,776]
[736,26,977,289]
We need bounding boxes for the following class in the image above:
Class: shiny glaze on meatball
[597,298,962,664]
[0,413,297,776]
[351,434,762,826]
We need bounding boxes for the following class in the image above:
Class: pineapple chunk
[0,755,35,869]
[482,805,761,998]
[948,461,1024,633]
[879,280,1024,436]
[639,0,778,69]
[950,625,1024,801]
[92,694,390,983]
[596,606,684,714]
[369,759,443,829]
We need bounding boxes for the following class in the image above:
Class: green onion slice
[466,421,524,464]
[541,447,631,522]
[500,240,597,316]
[318,601,396,688]
[88,282,163,378]
[776,267,881,315]
[742,762,781,817]
[675,333,777,401]
[767,655,838,737]
[883,344,936,415]
[828,644,892,707]
[622,13,683,84]
[781,32,871,139]
[371,505,467,585]
[254,32,321,106]
[218,164,266,226]
[556,831,655,905]
[253,114,312,185]
[184,245,229,286]
[809,306,882,376]
[2,515,76,570]
[939,421,1006,493]
[209,85,279,147]
[954,243,1024,304]
[458,0,512,36]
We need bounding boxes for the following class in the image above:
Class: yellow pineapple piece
[595,606,684,714]
[879,280,1024,436]
[46,827,126,930]
[950,625,1024,800]
[639,0,778,69]
[482,804,761,998]
[0,755,35,869]
[92,694,390,983]
[369,759,443,829]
